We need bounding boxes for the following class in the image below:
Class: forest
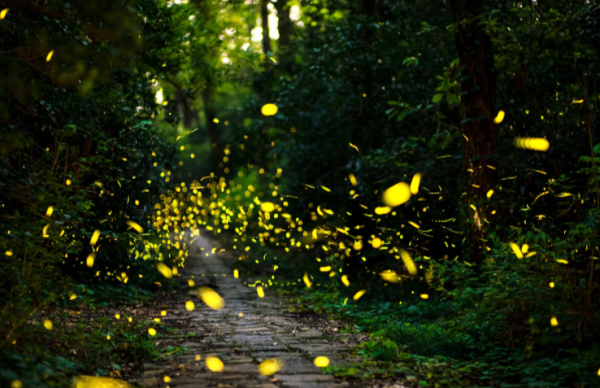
[1,0,600,387]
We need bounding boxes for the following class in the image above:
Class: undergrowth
[276,284,600,388]
[0,282,173,388]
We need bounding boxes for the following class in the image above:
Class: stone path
[137,235,362,388]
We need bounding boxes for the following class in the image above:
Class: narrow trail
[137,235,364,388]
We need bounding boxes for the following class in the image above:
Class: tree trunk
[201,83,221,172]
[274,0,292,52]
[260,0,271,55]
[450,0,497,262]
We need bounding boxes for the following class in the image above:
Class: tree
[274,0,293,53]
[0,0,178,343]
[261,0,272,56]
[450,0,497,261]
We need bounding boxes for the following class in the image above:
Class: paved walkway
[138,235,358,388]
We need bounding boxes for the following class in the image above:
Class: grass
[275,283,600,388]
[0,282,165,388]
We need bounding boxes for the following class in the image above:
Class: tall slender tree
[450,0,497,261]
[274,0,292,52]
[261,0,272,55]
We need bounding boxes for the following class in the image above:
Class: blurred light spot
[258,358,283,375]
[494,110,505,124]
[199,287,225,310]
[382,182,411,207]
[341,275,350,287]
[314,356,330,367]
[90,230,100,246]
[513,137,550,152]
[206,356,224,372]
[410,173,422,195]
[156,262,173,279]
[261,104,278,116]
[353,289,366,300]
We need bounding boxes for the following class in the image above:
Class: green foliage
[360,339,398,362]
[0,352,84,388]
[0,299,160,387]
[242,2,600,385]
[0,1,180,384]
